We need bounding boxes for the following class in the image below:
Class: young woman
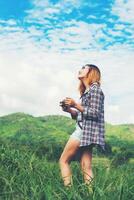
[59,64,105,187]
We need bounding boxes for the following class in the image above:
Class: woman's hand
[64,97,77,108]
[64,97,84,113]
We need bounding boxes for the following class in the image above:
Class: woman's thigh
[80,146,93,167]
[60,138,80,162]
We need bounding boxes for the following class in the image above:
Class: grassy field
[0,113,134,200]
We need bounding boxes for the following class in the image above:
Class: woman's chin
[78,75,83,80]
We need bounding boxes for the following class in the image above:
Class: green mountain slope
[0,112,75,144]
[0,112,134,151]
[0,113,134,199]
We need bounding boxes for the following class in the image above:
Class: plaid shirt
[71,82,105,151]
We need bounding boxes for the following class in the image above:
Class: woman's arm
[68,108,78,120]
[74,87,104,121]
[73,103,84,112]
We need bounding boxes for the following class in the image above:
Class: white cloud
[41,21,106,51]
[112,0,134,23]
[0,19,17,25]
[0,18,106,52]
[0,1,134,124]
[28,26,44,36]
[111,0,134,48]
[0,49,80,117]
[114,24,126,30]
[0,42,134,124]
[107,105,119,112]
[25,0,98,24]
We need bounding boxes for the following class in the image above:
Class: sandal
[84,175,94,184]
[63,175,73,188]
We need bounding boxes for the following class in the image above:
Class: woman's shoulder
[90,84,105,97]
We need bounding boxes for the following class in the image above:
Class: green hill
[0,112,75,143]
[0,113,134,199]
[0,112,134,155]
[105,122,134,152]
[0,112,134,147]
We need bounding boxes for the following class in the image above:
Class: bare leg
[59,138,80,186]
[80,147,94,184]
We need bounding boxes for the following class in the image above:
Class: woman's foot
[63,175,73,187]
[64,183,73,192]
[85,177,94,194]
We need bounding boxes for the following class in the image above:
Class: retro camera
[59,100,70,111]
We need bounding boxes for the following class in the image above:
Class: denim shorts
[70,123,82,141]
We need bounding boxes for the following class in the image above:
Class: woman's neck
[82,80,90,89]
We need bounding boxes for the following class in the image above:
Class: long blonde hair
[78,64,101,96]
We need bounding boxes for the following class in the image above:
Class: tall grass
[0,143,134,200]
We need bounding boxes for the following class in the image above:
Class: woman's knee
[59,153,70,164]
[59,138,80,164]
[80,150,93,169]
[80,159,92,169]
[59,154,64,164]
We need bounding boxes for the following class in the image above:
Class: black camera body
[59,100,70,111]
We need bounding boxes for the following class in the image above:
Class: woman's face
[78,65,90,79]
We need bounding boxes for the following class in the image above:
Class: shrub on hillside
[35,141,64,161]
[110,148,133,167]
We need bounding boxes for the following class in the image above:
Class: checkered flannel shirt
[71,82,105,151]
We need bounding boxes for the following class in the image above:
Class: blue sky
[0,0,133,51]
[0,0,31,19]
[0,0,134,124]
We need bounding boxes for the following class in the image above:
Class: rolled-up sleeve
[82,87,103,121]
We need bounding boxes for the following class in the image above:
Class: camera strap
[78,121,82,129]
